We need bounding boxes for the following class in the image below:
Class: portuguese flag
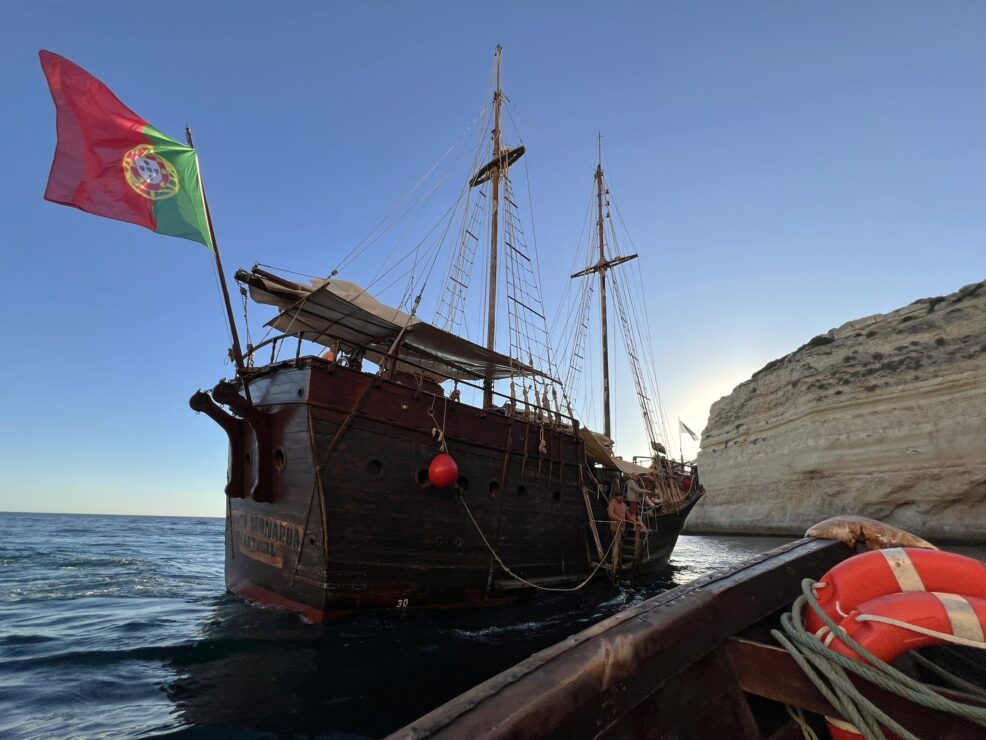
[40,50,213,250]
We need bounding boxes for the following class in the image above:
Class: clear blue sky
[1,1,983,517]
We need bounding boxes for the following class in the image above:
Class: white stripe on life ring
[934,592,986,643]
[881,547,926,592]
[826,716,862,735]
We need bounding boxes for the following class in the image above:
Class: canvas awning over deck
[237,267,546,384]
[580,429,651,474]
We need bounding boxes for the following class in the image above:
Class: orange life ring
[823,591,986,739]
[805,547,986,635]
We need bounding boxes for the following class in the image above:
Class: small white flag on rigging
[679,420,699,442]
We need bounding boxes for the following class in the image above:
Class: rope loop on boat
[772,578,986,740]
[427,395,450,453]
[853,614,986,650]
[458,495,621,592]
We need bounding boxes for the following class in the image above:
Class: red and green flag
[40,50,213,250]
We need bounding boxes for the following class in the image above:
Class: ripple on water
[3,514,898,739]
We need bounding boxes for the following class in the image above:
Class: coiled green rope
[770,578,986,740]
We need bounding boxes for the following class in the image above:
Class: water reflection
[163,535,792,737]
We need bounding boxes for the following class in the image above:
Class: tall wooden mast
[483,45,504,408]
[465,46,525,408]
[595,151,611,438]
[571,136,637,440]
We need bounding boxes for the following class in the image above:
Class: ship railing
[240,329,582,433]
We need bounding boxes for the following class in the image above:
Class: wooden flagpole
[678,418,684,465]
[184,125,247,376]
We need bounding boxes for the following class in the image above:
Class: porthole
[455,475,470,493]
[416,468,430,487]
[517,485,527,497]
[435,536,444,546]
[488,481,500,499]
[274,449,287,472]
[454,537,463,548]
[297,387,304,398]
[366,459,384,480]
[308,536,316,546]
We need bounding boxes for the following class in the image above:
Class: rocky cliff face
[693,280,986,542]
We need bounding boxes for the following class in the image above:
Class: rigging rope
[244,56,566,417]
[426,394,450,453]
[459,494,623,593]
[604,163,675,451]
[601,153,675,450]
[209,255,235,365]
[331,102,491,278]
[425,386,611,594]
[608,269,659,448]
[249,101,491,364]
[239,286,253,367]
[554,176,605,425]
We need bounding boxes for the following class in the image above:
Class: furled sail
[580,428,651,474]
[237,267,549,384]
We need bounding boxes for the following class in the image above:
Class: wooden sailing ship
[192,47,702,622]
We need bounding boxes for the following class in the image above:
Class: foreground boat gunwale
[391,537,851,738]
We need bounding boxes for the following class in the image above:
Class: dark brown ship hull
[194,358,701,622]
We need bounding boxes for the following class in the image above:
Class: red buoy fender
[823,591,986,739]
[428,453,458,489]
[805,547,986,635]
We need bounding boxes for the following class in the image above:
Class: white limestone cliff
[692,280,986,542]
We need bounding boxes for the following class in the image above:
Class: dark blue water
[0,512,794,738]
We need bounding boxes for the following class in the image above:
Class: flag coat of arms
[39,50,213,249]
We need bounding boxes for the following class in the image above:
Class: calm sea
[4,513,971,739]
